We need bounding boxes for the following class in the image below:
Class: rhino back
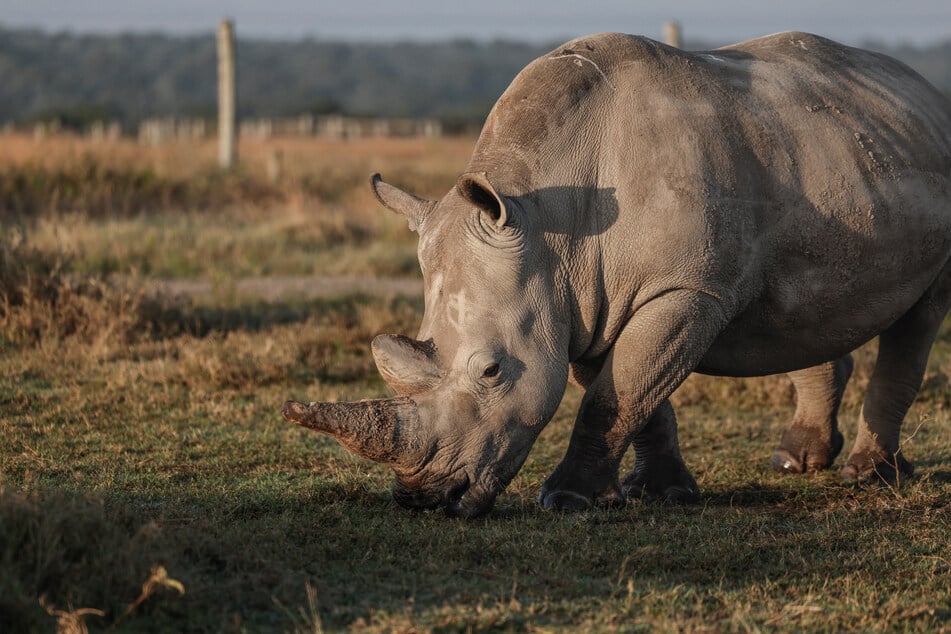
[691,32,951,373]
[467,32,951,372]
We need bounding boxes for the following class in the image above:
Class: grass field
[1,134,950,632]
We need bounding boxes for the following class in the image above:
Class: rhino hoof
[842,452,914,485]
[624,481,700,505]
[772,429,844,475]
[771,449,806,474]
[662,486,700,505]
[622,457,700,505]
[539,489,592,512]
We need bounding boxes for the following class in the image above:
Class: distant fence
[28,119,122,141]
[138,118,207,144]
[240,115,443,140]
[5,115,447,144]
[135,115,443,144]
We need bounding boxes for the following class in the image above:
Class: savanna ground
[1,132,950,633]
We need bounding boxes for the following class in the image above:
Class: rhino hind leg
[772,355,853,475]
[621,399,700,504]
[843,260,951,484]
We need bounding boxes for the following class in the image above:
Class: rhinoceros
[283,31,951,517]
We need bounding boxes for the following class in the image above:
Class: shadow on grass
[9,472,947,632]
[920,469,951,484]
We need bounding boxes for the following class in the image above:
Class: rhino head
[283,172,570,518]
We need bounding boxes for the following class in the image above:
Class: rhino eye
[482,363,501,378]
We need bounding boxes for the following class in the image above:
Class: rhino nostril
[446,475,471,507]
[445,480,498,519]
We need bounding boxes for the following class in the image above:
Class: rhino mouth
[445,479,498,519]
[391,472,498,518]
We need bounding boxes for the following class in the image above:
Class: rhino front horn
[282,397,421,465]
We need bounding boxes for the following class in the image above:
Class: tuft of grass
[0,230,158,350]
[0,159,282,220]
[0,487,187,632]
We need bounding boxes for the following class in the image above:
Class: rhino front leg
[539,290,727,512]
[772,355,853,474]
[622,399,699,504]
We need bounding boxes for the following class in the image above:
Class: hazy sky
[3,0,951,45]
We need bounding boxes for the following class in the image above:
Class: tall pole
[663,20,682,49]
[217,19,236,170]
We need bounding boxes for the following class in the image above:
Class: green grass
[1,266,950,632]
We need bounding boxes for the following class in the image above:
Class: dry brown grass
[0,132,473,220]
[0,132,474,182]
[1,133,474,279]
[0,230,154,349]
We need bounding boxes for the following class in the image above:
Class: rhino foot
[538,487,625,512]
[621,456,700,505]
[772,428,845,474]
[538,490,593,512]
[538,474,624,513]
[842,449,914,485]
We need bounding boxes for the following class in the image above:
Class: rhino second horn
[282,397,421,465]
[372,334,442,396]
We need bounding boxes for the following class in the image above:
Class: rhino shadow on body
[283,31,951,518]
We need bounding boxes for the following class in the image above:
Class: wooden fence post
[217,19,236,169]
[266,149,283,184]
[664,21,682,49]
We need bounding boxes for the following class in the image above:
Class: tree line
[1,25,949,131]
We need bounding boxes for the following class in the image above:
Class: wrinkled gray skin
[283,32,951,518]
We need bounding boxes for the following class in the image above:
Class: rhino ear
[456,172,509,228]
[370,173,436,232]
